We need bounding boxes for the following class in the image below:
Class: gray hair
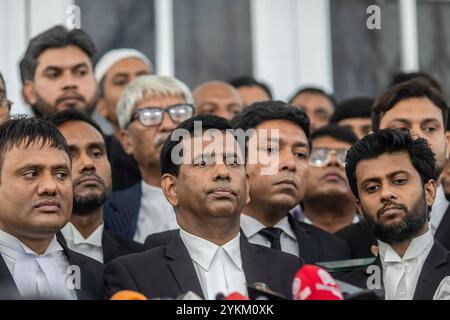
[117,75,193,130]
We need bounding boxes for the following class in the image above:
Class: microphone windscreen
[292,264,343,300]
[110,290,148,300]
[225,292,250,300]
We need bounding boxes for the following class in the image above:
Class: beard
[73,192,107,215]
[362,193,429,244]
[32,90,99,117]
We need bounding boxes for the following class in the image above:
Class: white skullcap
[94,48,154,81]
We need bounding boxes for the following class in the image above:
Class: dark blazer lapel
[0,255,20,299]
[240,236,269,285]
[102,229,120,264]
[57,238,93,300]
[121,183,141,239]
[362,255,385,299]
[435,204,450,250]
[106,183,142,239]
[165,232,205,299]
[288,214,318,262]
[413,241,449,300]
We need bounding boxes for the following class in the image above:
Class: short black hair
[288,87,337,109]
[330,97,374,123]
[312,124,358,146]
[345,128,436,199]
[0,116,71,177]
[160,114,245,177]
[19,25,97,84]
[47,109,104,139]
[231,101,311,148]
[229,75,273,100]
[231,100,311,141]
[372,78,448,131]
[390,71,442,93]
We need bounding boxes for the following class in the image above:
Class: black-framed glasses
[309,147,349,167]
[129,103,194,128]
[0,93,12,110]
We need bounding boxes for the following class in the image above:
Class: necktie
[258,227,283,251]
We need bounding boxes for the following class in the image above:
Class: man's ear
[120,130,134,156]
[445,131,450,158]
[355,198,364,216]
[424,179,437,208]
[22,80,37,105]
[97,97,108,119]
[161,173,179,207]
[245,175,250,205]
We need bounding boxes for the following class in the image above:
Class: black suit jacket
[144,216,350,264]
[105,232,302,299]
[340,240,450,300]
[104,182,141,240]
[57,229,144,264]
[335,221,378,259]
[105,135,141,192]
[435,204,450,252]
[287,214,351,263]
[0,238,104,300]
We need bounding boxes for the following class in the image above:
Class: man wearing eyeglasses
[0,72,12,123]
[298,125,359,234]
[104,75,194,243]
[94,49,154,192]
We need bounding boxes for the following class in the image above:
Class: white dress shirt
[133,181,179,243]
[60,222,104,263]
[0,229,76,300]
[430,185,449,235]
[240,214,299,257]
[379,230,434,300]
[179,228,247,300]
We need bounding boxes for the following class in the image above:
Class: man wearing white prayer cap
[95,49,154,191]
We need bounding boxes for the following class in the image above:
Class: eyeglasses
[309,147,349,167]
[0,93,12,110]
[129,104,194,128]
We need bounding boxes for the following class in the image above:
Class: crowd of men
[1,25,450,300]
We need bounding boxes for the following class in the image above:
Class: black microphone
[247,282,287,300]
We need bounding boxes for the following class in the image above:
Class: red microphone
[292,265,344,300]
[225,292,250,300]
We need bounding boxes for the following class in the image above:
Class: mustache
[73,172,105,187]
[206,184,238,196]
[55,91,86,105]
[376,201,408,219]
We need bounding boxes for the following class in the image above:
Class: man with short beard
[20,26,99,117]
[49,109,143,263]
[341,129,450,300]
[338,78,450,256]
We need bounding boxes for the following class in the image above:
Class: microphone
[110,290,148,300]
[225,292,250,300]
[247,282,287,300]
[292,265,344,300]
[177,291,203,300]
